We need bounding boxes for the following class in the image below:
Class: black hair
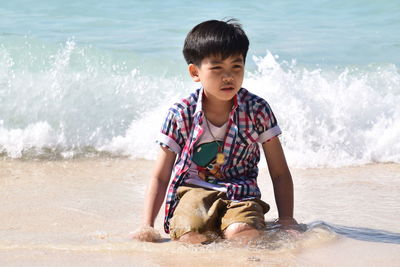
[183,19,249,66]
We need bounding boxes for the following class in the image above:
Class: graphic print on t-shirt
[192,141,224,183]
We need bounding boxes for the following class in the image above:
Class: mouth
[220,86,235,91]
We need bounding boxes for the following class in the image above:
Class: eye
[233,65,243,69]
[210,66,222,70]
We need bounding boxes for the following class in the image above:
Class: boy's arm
[131,146,177,241]
[262,137,298,228]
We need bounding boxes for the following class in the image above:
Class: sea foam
[245,52,400,167]
[0,41,399,168]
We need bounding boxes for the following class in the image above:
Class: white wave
[0,121,65,158]
[0,43,399,167]
[97,105,170,160]
[245,51,400,167]
[0,39,190,159]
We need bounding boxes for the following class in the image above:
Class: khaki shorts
[169,185,270,239]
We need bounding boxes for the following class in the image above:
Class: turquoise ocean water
[0,0,399,167]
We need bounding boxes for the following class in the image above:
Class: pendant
[216,153,225,165]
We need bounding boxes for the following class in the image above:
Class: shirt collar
[194,87,205,115]
[194,87,243,116]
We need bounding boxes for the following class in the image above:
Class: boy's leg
[178,231,208,244]
[169,185,226,243]
[221,199,270,242]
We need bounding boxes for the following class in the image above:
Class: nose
[222,71,233,83]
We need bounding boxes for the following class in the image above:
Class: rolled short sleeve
[156,109,185,154]
[254,100,282,143]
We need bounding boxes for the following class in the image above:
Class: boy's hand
[129,225,161,242]
[275,217,303,238]
[276,217,300,231]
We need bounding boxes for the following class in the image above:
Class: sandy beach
[0,159,399,266]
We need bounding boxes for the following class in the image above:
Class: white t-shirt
[185,119,228,192]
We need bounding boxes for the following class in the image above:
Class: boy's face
[188,54,244,103]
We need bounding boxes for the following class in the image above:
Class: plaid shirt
[157,87,281,233]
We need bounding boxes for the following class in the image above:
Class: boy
[132,19,297,244]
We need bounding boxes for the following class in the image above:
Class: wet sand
[0,159,399,266]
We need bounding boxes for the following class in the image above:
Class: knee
[170,214,208,240]
[224,222,259,240]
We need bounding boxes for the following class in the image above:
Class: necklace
[204,118,225,165]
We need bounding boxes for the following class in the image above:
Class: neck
[202,94,233,127]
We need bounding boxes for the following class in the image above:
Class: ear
[188,64,201,82]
